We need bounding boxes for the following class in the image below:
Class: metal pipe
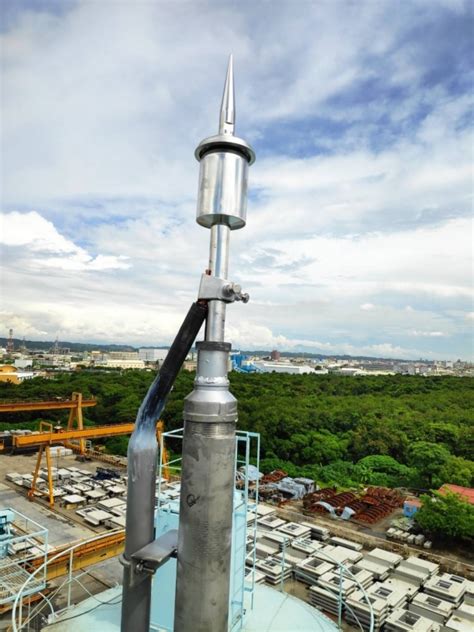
[121,302,207,632]
[208,224,230,279]
[206,224,230,341]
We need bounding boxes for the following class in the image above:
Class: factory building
[96,358,146,369]
[138,348,169,363]
[0,365,36,384]
[254,361,314,374]
[438,484,474,505]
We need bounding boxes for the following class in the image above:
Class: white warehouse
[138,348,169,362]
[254,361,315,374]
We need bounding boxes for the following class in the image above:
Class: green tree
[355,455,416,487]
[104,435,129,456]
[415,491,474,541]
[408,441,451,487]
[436,456,474,488]
[1,372,473,486]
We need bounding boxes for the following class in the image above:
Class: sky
[1,0,473,360]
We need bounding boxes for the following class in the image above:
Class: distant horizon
[2,335,471,365]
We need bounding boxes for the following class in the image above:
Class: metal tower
[6,329,14,354]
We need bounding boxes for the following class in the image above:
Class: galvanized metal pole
[120,303,207,632]
[206,224,230,341]
[174,55,255,632]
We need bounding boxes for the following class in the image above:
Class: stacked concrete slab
[384,607,439,632]
[274,545,310,568]
[295,556,334,585]
[276,521,311,539]
[329,536,363,551]
[424,574,468,606]
[6,472,23,483]
[442,616,472,632]
[308,585,345,616]
[463,581,474,606]
[76,507,114,527]
[256,514,287,531]
[356,547,403,580]
[317,569,358,597]
[409,593,455,624]
[254,537,279,560]
[244,568,266,586]
[301,521,330,541]
[452,604,474,622]
[97,497,126,512]
[255,556,292,585]
[346,580,409,631]
[393,557,439,587]
[291,537,323,556]
[255,504,276,518]
[62,494,87,509]
[346,589,390,631]
[382,577,421,602]
[316,543,363,566]
[441,601,474,632]
[104,514,126,528]
[344,563,375,590]
[260,530,293,551]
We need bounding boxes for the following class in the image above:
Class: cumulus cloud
[0,0,472,360]
[1,211,130,271]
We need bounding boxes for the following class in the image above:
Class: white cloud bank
[0,1,472,360]
[1,211,130,271]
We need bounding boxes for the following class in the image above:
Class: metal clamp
[198,273,249,303]
[124,529,178,587]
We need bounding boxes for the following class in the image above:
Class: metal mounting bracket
[198,273,249,303]
[126,528,178,587]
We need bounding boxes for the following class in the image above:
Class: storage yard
[1,450,473,632]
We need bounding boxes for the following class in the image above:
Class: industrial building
[138,348,169,363]
[253,361,315,374]
[0,365,36,384]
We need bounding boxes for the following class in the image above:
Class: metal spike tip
[219,54,235,135]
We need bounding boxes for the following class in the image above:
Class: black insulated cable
[135,300,208,432]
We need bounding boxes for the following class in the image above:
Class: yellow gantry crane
[25,420,136,506]
[0,392,96,455]
[0,392,170,506]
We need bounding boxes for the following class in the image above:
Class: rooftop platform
[43,583,339,632]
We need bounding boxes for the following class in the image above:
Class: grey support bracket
[198,273,249,303]
[126,529,178,587]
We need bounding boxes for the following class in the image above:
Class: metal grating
[0,560,44,601]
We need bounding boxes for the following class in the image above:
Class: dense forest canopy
[0,371,473,489]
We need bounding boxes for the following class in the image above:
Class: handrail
[11,528,124,632]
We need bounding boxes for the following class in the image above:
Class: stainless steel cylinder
[174,420,236,632]
[196,150,249,229]
[174,341,236,632]
[184,346,237,423]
